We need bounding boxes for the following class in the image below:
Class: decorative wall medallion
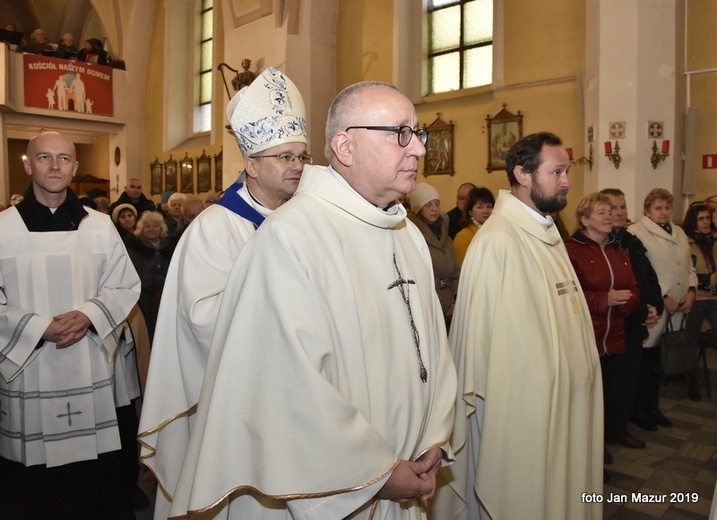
[609,121,626,139]
[648,121,664,139]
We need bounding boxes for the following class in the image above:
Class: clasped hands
[42,310,91,349]
[378,446,442,504]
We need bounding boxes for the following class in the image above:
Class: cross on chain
[387,254,427,383]
[57,402,82,427]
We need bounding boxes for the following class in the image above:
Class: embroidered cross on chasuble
[387,254,428,383]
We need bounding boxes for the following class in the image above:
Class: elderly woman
[408,183,460,327]
[681,202,717,399]
[111,203,137,238]
[453,187,495,265]
[566,193,640,470]
[629,188,698,427]
[124,211,176,342]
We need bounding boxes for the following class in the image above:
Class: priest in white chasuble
[0,131,140,519]
[138,66,310,520]
[431,132,603,520]
[168,82,456,519]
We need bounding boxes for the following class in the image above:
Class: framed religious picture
[486,105,523,173]
[150,157,163,195]
[422,114,455,176]
[180,153,194,194]
[196,150,212,193]
[164,155,178,192]
[214,150,223,192]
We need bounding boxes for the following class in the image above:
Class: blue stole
[216,181,265,229]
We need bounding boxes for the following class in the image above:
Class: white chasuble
[168,165,457,520]
[0,208,140,467]
[432,191,603,520]
[138,186,266,520]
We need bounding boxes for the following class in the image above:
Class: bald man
[109,177,156,218]
[0,131,140,518]
[448,182,477,238]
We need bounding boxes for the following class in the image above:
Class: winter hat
[111,203,137,224]
[408,183,440,212]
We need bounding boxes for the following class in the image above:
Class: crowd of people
[2,24,124,68]
[0,67,712,520]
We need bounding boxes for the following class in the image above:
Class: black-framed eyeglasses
[345,126,429,147]
[250,152,314,165]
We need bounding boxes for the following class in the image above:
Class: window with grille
[428,0,493,94]
[197,0,213,132]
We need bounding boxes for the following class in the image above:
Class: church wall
[336,0,586,232]
[142,0,226,205]
[686,1,717,203]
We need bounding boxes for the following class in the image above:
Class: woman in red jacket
[566,193,640,473]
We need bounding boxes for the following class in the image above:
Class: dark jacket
[408,212,460,319]
[124,234,176,341]
[109,192,156,219]
[614,227,665,343]
[447,206,464,239]
[566,230,640,356]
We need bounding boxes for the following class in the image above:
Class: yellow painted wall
[336,0,393,89]
[504,1,585,85]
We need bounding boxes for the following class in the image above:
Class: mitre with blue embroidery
[226,67,307,157]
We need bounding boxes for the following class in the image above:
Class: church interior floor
[131,349,717,520]
[604,346,717,519]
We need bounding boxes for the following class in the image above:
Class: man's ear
[331,132,353,167]
[245,157,259,179]
[514,166,531,188]
[22,158,32,177]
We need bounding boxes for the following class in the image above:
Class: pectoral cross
[387,254,427,383]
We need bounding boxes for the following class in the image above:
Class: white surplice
[168,165,457,519]
[0,207,140,468]
[432,191,603,520]
[138,184,270,519]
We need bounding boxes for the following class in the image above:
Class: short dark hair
[599,188,625,198]
[462,187,495,227]
[505,132,563,186]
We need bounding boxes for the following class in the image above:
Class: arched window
[428,0,493,94]
[197,0,213,132]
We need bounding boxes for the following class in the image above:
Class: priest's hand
[415,446,442,502]
[378,456,438,503]
[46,311,91,348]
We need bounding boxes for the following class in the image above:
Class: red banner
[23,54,113,116]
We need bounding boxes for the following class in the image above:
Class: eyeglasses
[345,126,429,147]
[250,152,314,164]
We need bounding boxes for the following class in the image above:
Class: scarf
[694,232,716,272]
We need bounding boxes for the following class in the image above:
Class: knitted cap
[111,203,137,224]
[227,67,307,157]
[409,183,440,212]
